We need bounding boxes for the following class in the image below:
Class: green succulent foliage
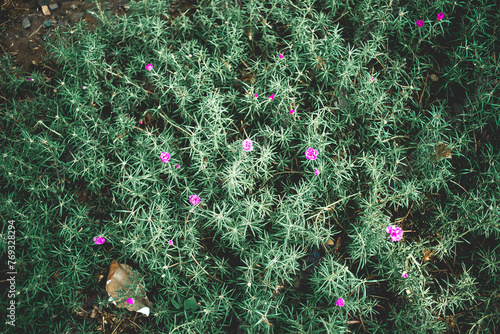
[1,0,499,333]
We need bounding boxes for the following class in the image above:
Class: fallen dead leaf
[422,249,434,262]
[434,142,452,159]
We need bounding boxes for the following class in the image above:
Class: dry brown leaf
[435,142,452,159]
[422,249,434,262]
[106,260,153,316]
[334,237,342,255]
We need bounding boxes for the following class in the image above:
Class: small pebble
[71,13,84,22]
[22,17,31,29]
[49,3,58,11]
[44,19,57,28]
[41,5,51,15]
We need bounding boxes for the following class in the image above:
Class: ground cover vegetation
[1,0,499,332]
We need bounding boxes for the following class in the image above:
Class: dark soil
[1,0,122,73]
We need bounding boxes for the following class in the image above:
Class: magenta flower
[254,94,258,98]
[139,120,143,124]
[168,240,173,246]
[82,86,86,89]
[126,298,134,305]
[242,138,253,151]
[160,152,171,162]
[93,236,105,245]
[314,169,320,175]
[370,78,374,82]
[402,271,408,278]
[416,20,424,27]
[386,225,404,242]
[278,53,283,59]
[268,93,275,100]
[290,109,295,114]
[145,63,153,71]
[336,298,345,307]
[437,12,444,21]
[29,78,34,81]
[305,148,318,160]
[176,164,180,168]
[390,233,403,242]
[190,194,201,205]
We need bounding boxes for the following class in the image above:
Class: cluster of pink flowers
[93,236,106,245]
[97,49,419,299]
[416,12,445,27]
[145,55,298,114]
[159,152,180,167]
[386,225,404,242]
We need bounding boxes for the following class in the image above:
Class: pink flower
[93,236,105,245]
[126,298,134,305]
[176,164,180,168]
[242,138,253,151]
[390,233,403,242]
[278,54,283,58]
[254,94,258,98]
[168,240,173,246]
[290,109,295,114]
[82,86,86,89]
[305,148,318,160]
[437,12,444,21]
[145,63,153,71]
[139,121,143,124]
[386,225,404,242]
[336,298,345,307]
[160,152,171,162]
[268,93,275,100]
[416,20,424,27]
[370,78,374,82]
[402,271,408,278]
[190,194,201,205]
[29,78,34,81]
[314,169,320,175]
